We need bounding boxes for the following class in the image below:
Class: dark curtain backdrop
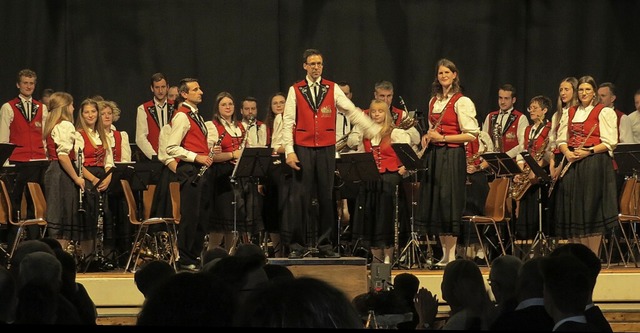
[2,0,639,137]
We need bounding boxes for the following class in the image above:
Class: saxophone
[509,136,549,200]
[492,119,503,153]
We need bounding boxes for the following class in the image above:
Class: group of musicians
[0,57,632,271]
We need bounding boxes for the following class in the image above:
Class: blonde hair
[75,98,109,148]
[98,100,122,122]
[42,92,74,140]
[369,99,393,138]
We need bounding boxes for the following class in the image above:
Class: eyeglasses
[307,62,323,68]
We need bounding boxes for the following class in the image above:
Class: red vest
[174,107,208,155]
[428,93,464,148]
[293,79,337,147]
[142,99,176,152]
[7,97,47,161]
[213,120,246,153]
[112,130,123,162]
[46,120,76,161]
[567,104,604,148]
[363,135,400,173]
[78,130,106,167]
[523,120,551,155]
[488,109,525,153]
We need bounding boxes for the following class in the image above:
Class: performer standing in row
[240,96,268,147]
[282,48,379,259]
[554,75,618,256]
[0,69,49,245]
[513,95,552,243]
[42,92,84,250]
[416,58,480,267]
[135,73,177,219]
[166,78,213,271]
[76,98,114,257]
[549,77,578,184]
[349,99,411,264]
[207,92,263,253]
[263,92,287,257]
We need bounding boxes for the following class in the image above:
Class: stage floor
[80,256,640,326]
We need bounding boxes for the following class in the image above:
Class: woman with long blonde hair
[43,92,85,250]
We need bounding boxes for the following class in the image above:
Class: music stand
[0,143,17,166]
[521,151,552,258]
[335,152,380,258]
[391,143,431,269]
[229,147,273,252]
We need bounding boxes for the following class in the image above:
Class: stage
[81,256,640,329]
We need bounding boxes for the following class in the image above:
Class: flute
[192,132,225,185]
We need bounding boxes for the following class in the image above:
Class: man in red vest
[282,48,379,259]
[166,78,215,271]
[0,69,49,245]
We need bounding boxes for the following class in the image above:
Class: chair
[608,175,640,268]
[120,179,178,272]
[462,177,512,267]
[0,179,47,264]
[169,182,181,223]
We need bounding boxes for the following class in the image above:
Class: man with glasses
[282,48,379,259]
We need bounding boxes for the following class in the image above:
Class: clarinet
[77,148,86,213]
[95,191,105,259]
[192,133,226,185]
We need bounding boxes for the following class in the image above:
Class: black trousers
[175,161,209,264]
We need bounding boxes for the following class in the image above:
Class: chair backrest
[619,176,638,216]
[27,182,47,222]
[0,179,10,225]
[26,182,47,227]
[484,177,510,221]
[120,179,140,224]
[169,182,181,223]
[142,184,156,221]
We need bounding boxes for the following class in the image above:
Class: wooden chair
[462,177,512,267]
[120,179,178,272]
[0,179,47,264]
[609,175,640,268]
[169,182,181,223]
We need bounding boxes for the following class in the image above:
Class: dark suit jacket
[490,305,554,331]
[585,305,613,332]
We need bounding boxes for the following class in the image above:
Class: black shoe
[288,250,303,259]
[318,248,340,258]
[473,256,488,266]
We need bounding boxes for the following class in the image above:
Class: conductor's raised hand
[286,152,301,170]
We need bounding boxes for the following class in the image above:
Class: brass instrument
[466,135,490,184]
[192,132,225,185]
[335,130,352,153]
[548,123,597,197]
[399,96,422,132]
[509,136,549,200]
[393,113,418,130]
[492,119,503,153]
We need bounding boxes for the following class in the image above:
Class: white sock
[440,246,449,262]
[476,247,485,259]
[448,243,457,262]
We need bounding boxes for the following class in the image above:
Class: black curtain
[1,0,639,136]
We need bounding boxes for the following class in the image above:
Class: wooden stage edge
[79,257,640,324]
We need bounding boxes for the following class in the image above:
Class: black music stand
[0,143,17,166]
[229,147,273,252]
[391,143,432,269]
[521,151,552,258]
[335,152,380,259]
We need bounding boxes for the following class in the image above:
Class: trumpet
[335,130,352,153]
[398,96,420,131]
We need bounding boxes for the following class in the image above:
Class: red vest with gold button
[293,79,337,147]
[488,109,525,153]
[523,120,551,154]
[213,120,246,153]
[142,100,175,152]
[8,98,47,161]
[428,93,464,148]
[112,130,123,162]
